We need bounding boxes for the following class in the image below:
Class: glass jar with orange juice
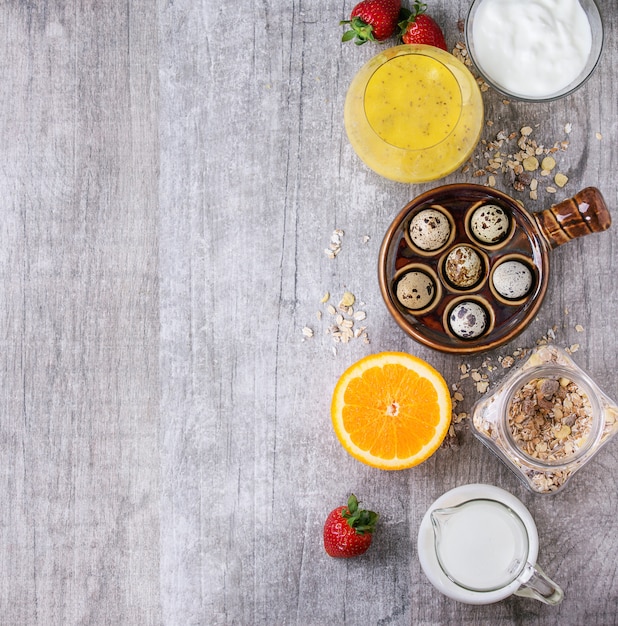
[344,44,484,183]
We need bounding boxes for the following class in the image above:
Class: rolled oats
[325,229,344,258]
[507,376,593,463]
[472,345,618,494]
[467,123,570,199]
[306,291,371,349]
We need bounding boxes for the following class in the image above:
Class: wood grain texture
[1,0,616,624]
[0,1,159,623]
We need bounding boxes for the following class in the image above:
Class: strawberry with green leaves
[399,1,447,50]
[323,494,379,558]
[341,0,402,45]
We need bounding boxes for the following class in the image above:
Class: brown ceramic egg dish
[379,184,549,354]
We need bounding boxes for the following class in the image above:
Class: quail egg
[409,209,451,251]
[396,271,436,310]
[444,245,483,288]
[470,204,510,244]
[449,301,488,339]
[492,260,533,299]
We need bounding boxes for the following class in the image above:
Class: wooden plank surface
[1,0,616,624]
[0,2,160,623]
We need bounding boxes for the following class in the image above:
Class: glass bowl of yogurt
[465,0,603,102]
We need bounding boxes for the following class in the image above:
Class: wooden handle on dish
[533,187,611,249]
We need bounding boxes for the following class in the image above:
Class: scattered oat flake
[320,292,330,303]
[546,186,557,194]
[541,156,556,171]
[596,132,602,140]
[520,126,533,136]
[339,291,355,307]
[302,326,314,338]
[575,324,584,333]
[567,344,580,353]
[325,229,344,258]
[476,381,489,394]
[554,173,568,188]
[564,123,572,134]
[327,304,336,315]
[501,356,515,368]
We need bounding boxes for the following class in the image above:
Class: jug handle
[514,562,564,605]
[533,187,611,249]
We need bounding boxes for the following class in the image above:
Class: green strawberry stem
[340,16,376,45]
[397,1,427,35]
[342,494,379,535]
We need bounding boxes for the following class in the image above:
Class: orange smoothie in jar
[344,45,483,183]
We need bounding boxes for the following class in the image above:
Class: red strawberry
[399,2,447,50]
[323,494,379,558]
[341,0,402,45]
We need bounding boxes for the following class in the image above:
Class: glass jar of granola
[471,345,618,494]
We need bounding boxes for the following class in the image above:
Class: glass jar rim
[499,363,604,469]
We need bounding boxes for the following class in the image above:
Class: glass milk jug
[418,483,563,605]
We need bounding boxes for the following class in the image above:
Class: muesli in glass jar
[471,345,618,494]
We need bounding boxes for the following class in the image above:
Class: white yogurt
[470,0,592,98]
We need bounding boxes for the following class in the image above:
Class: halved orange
[331,352,452,470]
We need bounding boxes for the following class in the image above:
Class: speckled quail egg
[444,245,483,288]
[449,301,488,339]
[409,209,451,251]
[492,260,533,299]
[396,271,436,310]
[470,204,510,244]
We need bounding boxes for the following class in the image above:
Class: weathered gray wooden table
[1,1,616,624]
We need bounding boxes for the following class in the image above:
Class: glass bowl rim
[464,0,604,103]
